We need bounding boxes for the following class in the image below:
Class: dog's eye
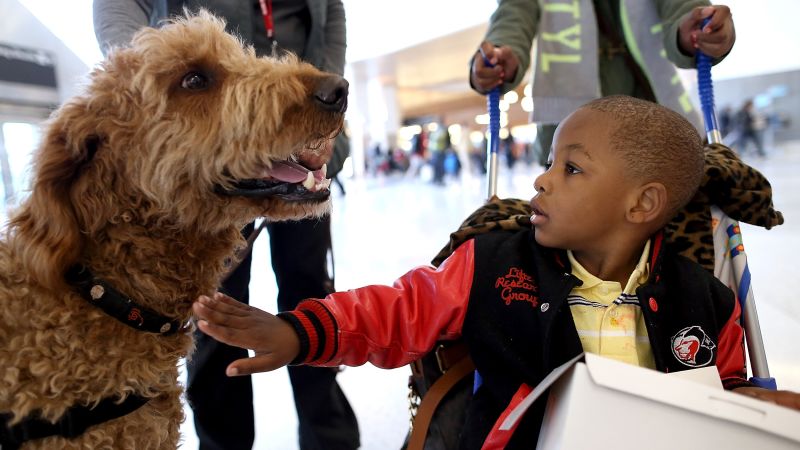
[181,72,210,90]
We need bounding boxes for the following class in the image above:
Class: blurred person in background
[730,99,767,157]
[427,126,451,185]
[469,1,736,166]
[93,1,360,450]
[719,105,734,138]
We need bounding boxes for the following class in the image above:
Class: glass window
[1,121,42,220]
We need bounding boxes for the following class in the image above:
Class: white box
[500,353,800,450]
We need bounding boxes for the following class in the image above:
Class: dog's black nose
[314,75,349,113]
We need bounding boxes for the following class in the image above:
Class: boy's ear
[626,182,667,225]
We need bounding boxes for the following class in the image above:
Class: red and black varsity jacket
[278,228,750,449]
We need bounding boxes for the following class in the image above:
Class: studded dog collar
[65,265,185,335]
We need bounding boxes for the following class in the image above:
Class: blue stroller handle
[472,48,503,393]
[480,47,501,200]
[696,47,720,144]
[696,17,776,390]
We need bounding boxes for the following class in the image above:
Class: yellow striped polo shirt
[567,241,656,369]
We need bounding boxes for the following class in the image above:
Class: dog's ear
[8,97,100,290]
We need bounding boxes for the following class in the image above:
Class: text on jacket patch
[495,267,539,307]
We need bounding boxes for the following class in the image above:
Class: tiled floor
[177,140,798,449]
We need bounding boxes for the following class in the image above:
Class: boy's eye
[565,163,582,175]
[544,162,553,171]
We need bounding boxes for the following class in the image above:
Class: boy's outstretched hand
[193,292,300,376]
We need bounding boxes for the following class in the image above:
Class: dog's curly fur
[0,12,345,449]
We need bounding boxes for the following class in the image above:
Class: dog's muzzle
[215,178,331,201]
[215,160,332,201]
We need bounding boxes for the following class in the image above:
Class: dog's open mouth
[215,159,332,202]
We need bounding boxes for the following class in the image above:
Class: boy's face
[530,108,638,252]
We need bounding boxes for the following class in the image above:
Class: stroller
[403,40,784,450]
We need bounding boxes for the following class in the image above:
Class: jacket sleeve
[278,239,476,369]
[715,285,755,390]
[656,0,727,69]
[470,0,541,93]
[322,0,347,75]
[93,0,155,57]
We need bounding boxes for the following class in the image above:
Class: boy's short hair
[582,96,704,222]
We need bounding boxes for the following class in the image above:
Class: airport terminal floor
[178,139,800,450]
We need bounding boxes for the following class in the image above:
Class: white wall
[712,0,800,80]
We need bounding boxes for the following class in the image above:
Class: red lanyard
[258,0,274,38]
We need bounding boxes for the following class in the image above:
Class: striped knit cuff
[276,312,311,365]
[277,300,338,365]
[722,377,756,391]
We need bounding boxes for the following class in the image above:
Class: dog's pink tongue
[267,161,310,183]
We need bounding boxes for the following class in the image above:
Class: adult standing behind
[469,0,736,166]
[93,2,360,450]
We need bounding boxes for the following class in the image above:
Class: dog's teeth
[321,163,327,175]
[302,172,315,190]
[315,178,331,191]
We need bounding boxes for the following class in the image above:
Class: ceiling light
[504,91,518,104]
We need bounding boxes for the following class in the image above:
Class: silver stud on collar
[160,323,172,334]
[90,285,105,300]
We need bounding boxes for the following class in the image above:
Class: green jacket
[479,0,712,98]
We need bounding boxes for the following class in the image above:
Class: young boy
[193,96,800,448]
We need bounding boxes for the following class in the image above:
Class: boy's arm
[193,240,476,375]
[282,240,476,369]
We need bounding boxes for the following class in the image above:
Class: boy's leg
[187,222,256,450]
[268,217,360,450]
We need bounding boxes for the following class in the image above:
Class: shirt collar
[567,240,651,294]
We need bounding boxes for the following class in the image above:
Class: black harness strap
[0,395,149,449]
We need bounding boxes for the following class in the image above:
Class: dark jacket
[93,0,350,176]
[94,0,346,75]
[282,228,749,449]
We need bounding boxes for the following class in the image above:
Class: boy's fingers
[192,297,247,325]
[227,355,282,376]
[195,318,242,345]
[212,292,253,311]
[194,303,252,330]
[198,294,251,316]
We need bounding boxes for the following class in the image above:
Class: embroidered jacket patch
[671,325,716,367]
[495,267,539,308]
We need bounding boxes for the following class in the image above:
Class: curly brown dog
[0,11,347,449]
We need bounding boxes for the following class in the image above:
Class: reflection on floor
[175,140,798,449]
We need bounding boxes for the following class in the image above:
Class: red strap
[649,230,663,270]
[480,383,533,450]
[258,0,274,38]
